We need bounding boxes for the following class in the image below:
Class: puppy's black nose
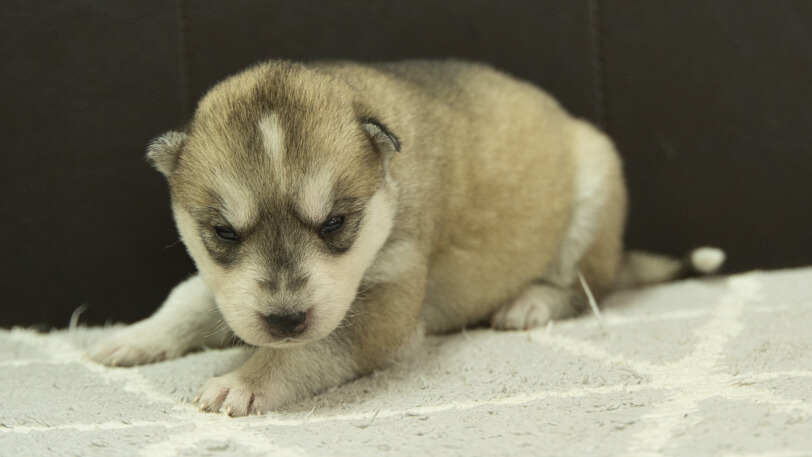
[266,311,307,336]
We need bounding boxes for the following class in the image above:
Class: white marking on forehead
[216,174,257,229]
[297,166,334,224]
[258,113,286,167]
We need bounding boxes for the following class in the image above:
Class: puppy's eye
[319,216,344,237]
[214,226,240,243]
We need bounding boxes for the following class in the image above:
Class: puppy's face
[148,64,400,346]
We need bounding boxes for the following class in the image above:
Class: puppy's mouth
[231,308,321,348]
[217,294,347,347]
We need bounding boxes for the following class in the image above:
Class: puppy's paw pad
[195,374,274,417]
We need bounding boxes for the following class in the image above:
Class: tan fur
[88,60,635,416]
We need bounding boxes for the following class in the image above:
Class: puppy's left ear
[146,131,187,177]
[361,118,400,165]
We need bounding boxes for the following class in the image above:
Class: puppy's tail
[614,247,725,289]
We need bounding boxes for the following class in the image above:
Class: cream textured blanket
[1,268,811,456]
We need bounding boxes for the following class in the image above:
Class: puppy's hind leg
[491,283,585,330]
[491,121,624,331]
[86,274,234,366]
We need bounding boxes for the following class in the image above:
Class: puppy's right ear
[361,118,400,166]
[146,131,187,177]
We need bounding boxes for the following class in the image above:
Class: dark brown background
[2,1,810,327]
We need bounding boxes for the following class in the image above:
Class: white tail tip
[690,247,726,274]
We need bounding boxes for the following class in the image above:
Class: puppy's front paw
[85,322,186,367]
[195,371,287,417]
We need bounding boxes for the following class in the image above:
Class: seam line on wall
[176,0,192,120]
[588,0,610,133]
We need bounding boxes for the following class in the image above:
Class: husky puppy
[87,60,723,416]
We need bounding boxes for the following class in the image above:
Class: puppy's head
[147,62,400,346]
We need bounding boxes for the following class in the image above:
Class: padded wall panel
[0,1,193,326]
[182,0,598,121]
[601,0,812,270]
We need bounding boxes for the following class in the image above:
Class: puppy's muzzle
[266,311,308,337]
